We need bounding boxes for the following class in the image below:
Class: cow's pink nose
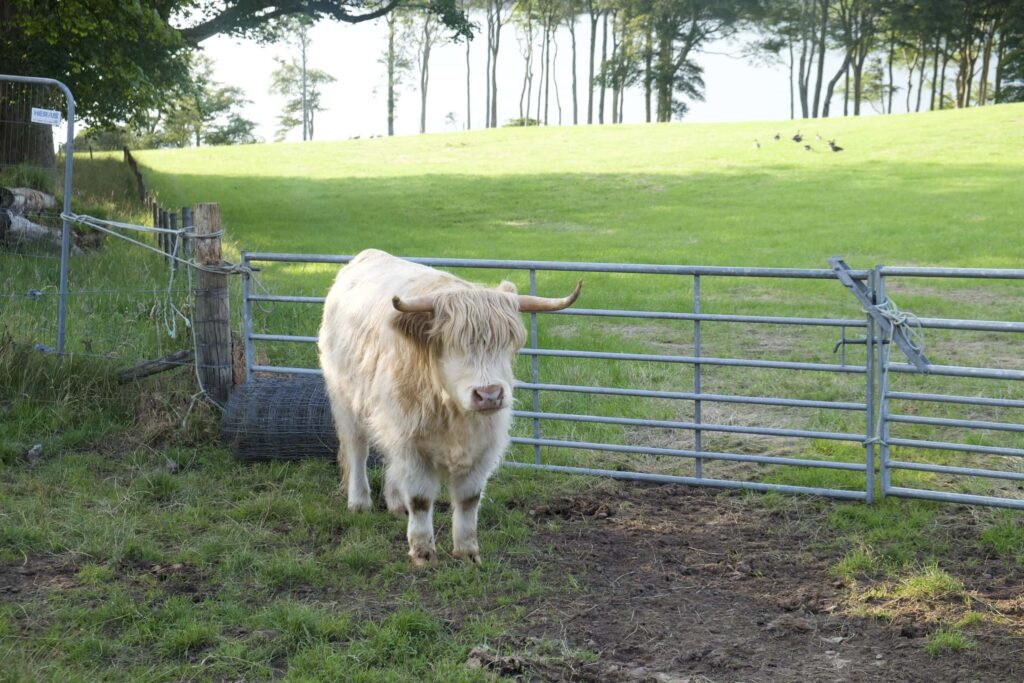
[471,384,505,410]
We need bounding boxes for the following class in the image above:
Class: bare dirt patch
[0,554,79,598]
[510,484,1024,682]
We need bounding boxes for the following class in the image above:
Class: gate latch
[829,258,930,372]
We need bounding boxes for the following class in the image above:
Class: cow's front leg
[450,458,497,564]
[393,457,440,566]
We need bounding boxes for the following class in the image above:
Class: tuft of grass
[830,546,883,581]
[893,565,966,603]
[925,626,977,656]
[978,512,1024,564]
[158,622,218,658]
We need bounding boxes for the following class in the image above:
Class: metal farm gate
[232,252,1024,510]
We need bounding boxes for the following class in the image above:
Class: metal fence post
[241,252,255,384]
[529,269,541,465]
[875,266,892,497]
[168,211,179,277]
[181,206,193,257]
[192,203,232,405]
[693,274,703,478]
[864,270,877,504]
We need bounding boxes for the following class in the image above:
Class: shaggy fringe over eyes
[430,290,527,353]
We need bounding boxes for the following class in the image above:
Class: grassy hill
[137,104,1024,269]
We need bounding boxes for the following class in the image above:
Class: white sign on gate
[31,107,61,126]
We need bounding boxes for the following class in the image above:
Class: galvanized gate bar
[521,348,866,373]
[240,251,1024,508]
[886,392,1024,409]
[504,461,868,500]
[514,382,867,411]
[508,437,866,471]
[243,252,872,278]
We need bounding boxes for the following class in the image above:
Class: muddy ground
[3,481,1022,682]
[503,484,1024,682]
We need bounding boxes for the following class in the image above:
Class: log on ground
[0,209,82,254]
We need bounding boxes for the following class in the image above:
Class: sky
[200,14,900,144]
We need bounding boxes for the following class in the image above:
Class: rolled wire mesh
[224,375,339,461]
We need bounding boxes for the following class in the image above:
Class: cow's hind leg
[450,457,499,564]
[383,470,406,517]
[328,393,372,512]
[391,455,440,566]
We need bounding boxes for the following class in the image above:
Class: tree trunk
[812,0,829,118]
[465,31,472,129]
[587,5,598,124]
[0,95,56,170]
[536,21,546,123]
[569,16,578,125]
[797,0,811,118]
[420,17,432,134]
[930,38,940,110]
[543,16,551,125]
[994,30,1006,102]
[490,1,502,128]
[978,19,998,106]
[656,27,673,121]
[789,38,796,120]
[485,4,493,127]
[886,34,895,114]
[915,40,926,112]
[387,14,397,136]
[520,7,533,121]
[843,60,850,116]
[610,12,619,125]
[939,48,949,109]
[301,34,308,140]
[822,50,853,118]
[553,33,562,125]
[644,22,653,123]
[599,10,608,124]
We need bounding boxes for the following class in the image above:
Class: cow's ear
[497,280,518,295]
[392,311,434,346]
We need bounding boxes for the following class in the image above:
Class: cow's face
[393,283,526,414]
[431,285,525,414]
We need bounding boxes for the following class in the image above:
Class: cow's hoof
[347,499,373,513]
[453,549,482,565]
[409,548,437,568]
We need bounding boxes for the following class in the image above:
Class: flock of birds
[752,131,844,152]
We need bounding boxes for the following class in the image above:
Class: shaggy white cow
[318,249,582,565]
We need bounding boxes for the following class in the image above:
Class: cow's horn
[516,279,583,312]
[392,294,435,313]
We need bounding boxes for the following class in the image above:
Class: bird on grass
[773,132,781,140]
[753,139,761,149]
[828,139,844,152]
[803,144,813,151]
[792,131,803,143]
[815,133,823,141]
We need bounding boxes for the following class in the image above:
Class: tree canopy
[0,0,470,126]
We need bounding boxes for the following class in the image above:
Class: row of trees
[382,0,1024,136]
[3,0,1023,158]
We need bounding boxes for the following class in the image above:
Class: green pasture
[3,106,1024,680]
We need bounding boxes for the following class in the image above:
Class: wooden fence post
[192,203,233,405]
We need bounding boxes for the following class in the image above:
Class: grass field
[3,105,1024,680]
